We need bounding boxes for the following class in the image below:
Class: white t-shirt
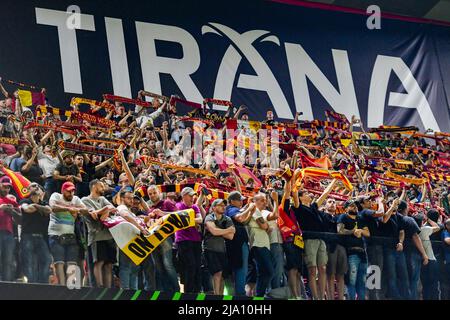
[419,226,436,261]
[48,193,84,236]
[37,147,60,178]
[246,208,270,249]
[261,209,283,245]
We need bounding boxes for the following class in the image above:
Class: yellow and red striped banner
[1,167,31,199]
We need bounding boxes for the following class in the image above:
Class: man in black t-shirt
[19,184,52,284]
[53,152,82,193]
[323,198,347,300]
[74,153,95,198]
[355,195,385,300]
[378,197,409,299]
[337,199,370,300]
[397,201,429,300]
[292,189,330,300]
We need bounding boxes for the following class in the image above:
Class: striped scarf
[103,94,152,108]
[385,170,428,185]
[70,97,116,114]
[36,105,72,118]
[145,158,216,177]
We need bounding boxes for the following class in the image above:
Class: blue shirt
[10,157,26,172]
[442,230,450,263]
[225,205,248,244]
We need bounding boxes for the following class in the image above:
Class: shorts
[204,250,228,275]
[49,235,79,265]
[327,244,348,276]
[304,239,328,268]
[283,241,303,272]
[90,240,117,264]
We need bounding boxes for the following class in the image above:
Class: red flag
[300,153,332,169]
[214,152,262,188]
[277,206,301,242]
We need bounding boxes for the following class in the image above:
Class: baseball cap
[63,151,75,158]
[343,199,356,209]
[210,198,227,210]
[181,187,196,197]
[228,191,245,202]
[0,176,12,186]
[61,182,76,192]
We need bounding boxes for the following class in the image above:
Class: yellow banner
[121,209,195,265]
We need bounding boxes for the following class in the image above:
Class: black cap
[228,191,245,202]
[344,199,356,209]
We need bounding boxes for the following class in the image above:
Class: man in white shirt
[48,182,89,285]
[260,191,283,290]
[419,210,441,300]
[38,144,60,195]
[247,192,275,297]
[115,190,149,290]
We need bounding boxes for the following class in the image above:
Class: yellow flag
[18,90,33,107]
[340,139,352,147]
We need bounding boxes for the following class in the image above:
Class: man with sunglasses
[203,199,235,295]
[225,191,256,296]
[19,183,52,284]
[48,181,89,285]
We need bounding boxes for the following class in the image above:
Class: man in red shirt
[0,176,21,281]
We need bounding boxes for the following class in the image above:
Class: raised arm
[118,148,136,186]
[266,190,280,221]
[233,202,256,224]
[315,179,338,207]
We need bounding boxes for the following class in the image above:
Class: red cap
[0,176,12,186]
[61,182,76,193]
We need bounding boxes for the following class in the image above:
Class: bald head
[147,185,161,204]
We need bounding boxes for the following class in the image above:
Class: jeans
[0,230,16,281]
[445,262,450,300]
[153,239,179,292]
[421,259,440,300]
[252,246,274,297]
[406,249,422,300]
[347,254,367,300]
[141,255,156,291]
[384,247,410,299]
[233,242,249,296]
[177,241,202,293]
[43,178,56,197]
[119,251,139,290]
[367,245,383,300]
[270,243,284,289]
[21,234,52,284]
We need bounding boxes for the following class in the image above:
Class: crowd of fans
[0,78,449,300]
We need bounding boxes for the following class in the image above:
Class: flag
[277,205,301,242]
[17,90,45,108]
[215,152,262,188]
[1,166,31,198]
[340,139,352,147]
[294,167,353,191]
[299,153,332,169]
